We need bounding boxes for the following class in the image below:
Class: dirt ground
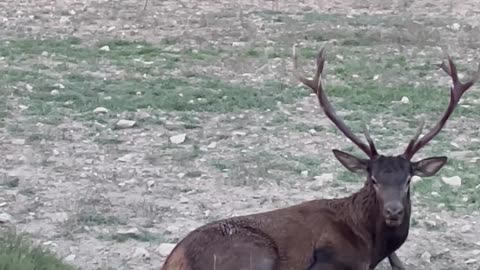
[1,0,480,269]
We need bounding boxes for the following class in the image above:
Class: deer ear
[412,156,448,177]
[332,149,369,174]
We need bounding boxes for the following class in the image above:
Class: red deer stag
[161,45,480,270]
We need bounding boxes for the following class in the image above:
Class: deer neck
[348,181,412,265]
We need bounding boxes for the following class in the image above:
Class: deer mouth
[385,217,402,227]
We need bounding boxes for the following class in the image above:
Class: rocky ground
[1,0,480,269]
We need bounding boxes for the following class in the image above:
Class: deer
[161,45,480,270]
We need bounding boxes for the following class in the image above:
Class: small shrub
[0,230,76,270]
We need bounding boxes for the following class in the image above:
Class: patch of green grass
[0,38,309,123]
[0,230,76,270]
[99,230,162,243]
[211,151,332,186]
[413,159,480,211]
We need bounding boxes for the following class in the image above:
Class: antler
[403,55,480,160]
[292,44,378,159]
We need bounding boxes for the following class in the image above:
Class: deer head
[292,45,480,227]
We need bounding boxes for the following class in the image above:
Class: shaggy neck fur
[347,179,412,266]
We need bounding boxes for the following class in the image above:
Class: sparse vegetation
[1,0,480,269]
[0,230,76,270]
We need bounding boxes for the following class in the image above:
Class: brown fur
[161,181,408,270]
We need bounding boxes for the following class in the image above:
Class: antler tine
[404,55,480,160]
[403,119,425,157]
[363,124,378,157]
[292,44,377,159]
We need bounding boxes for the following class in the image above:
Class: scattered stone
[232,131,247,136]
[411,175,422,184]
[59,16,70,24]
[177,173,185,178]
[147,180,155,189]
[54,83,65,89]
[314,173,334,183]
[11,138,26,145]
[170,133,186,144]
[301,170,309,177]
[115,119,136,129]
[442,176,461,187]
[93,107,109,114]
[50,89,59,95]
[117,228,141,237]
[460,224,472,233]
[0,212,13,223]
[118,153,135,162]
[231,41,246,47]
[64,254,76,262]
[420,251,431,263]
[99,45,110,52]
[132,247,150,259]
[25,84,33,91]
[207,142,217,149]
[179,197,189,204]
[157,243,176,257]
[49,212,69,223]
[465,258,477,264]
[373,75,380,81]
[451,22,461,31]
[400,96,410,104]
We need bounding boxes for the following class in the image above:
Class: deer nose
[384,202,404,218]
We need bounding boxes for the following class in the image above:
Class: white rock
[11,138,26,145]
[132,247,150,259]
[59,16,70,23]
[118,153,135,162]
[460,224,472,233]
[373,75,380,81]
[115,119,136,129]
[301,170,309,177]
[93,107,109,114]
[420,251,431,263]
[170,133,186,144]
[147,180,155,188]
[100,45,110,52]
[411,175,422,184]
[64,254,76,262]
[400,96,410,104]
[232,131,247,136]
[157,243,176,257]
[179,197,189,204]
[231,42,246,47]
[465,258,477,264]
[314,173,334,183]
[451,23,461,31]
[117,228,141,237]
[25,84,33,91]
[207,142,217,149]
[51,89,59,95]
[442,176,461,187]
[0,213,13,223]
